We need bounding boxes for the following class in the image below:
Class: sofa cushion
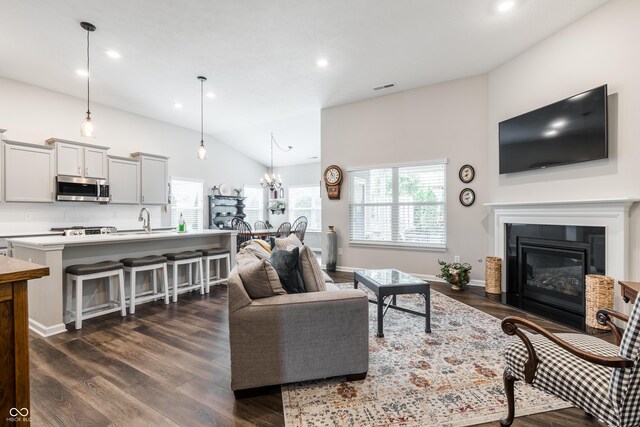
[270,247,306,293]
[274,234,303,250]
[236,250,286,299]
[299,245,326,292]
[322,270,334,283]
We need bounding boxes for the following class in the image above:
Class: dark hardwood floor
[28,271,610,426]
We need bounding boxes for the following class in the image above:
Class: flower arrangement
[437,260,472,290]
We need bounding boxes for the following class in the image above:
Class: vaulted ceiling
[0,0,607,166]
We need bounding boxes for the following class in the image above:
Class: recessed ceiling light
[543,129,558,137]
[206,92,215,98]
[497,1,515,13]
[76,69,89,77]
[173,102,183,109]
[316,58,329,68]
[105,49,121,59]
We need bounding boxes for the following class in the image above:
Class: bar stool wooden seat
[120,255,169,314]
[64,260,126,329]
[197,248,230,293]
[163,251,204,302]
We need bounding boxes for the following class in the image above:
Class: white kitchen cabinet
[84,147,108,179]
[108,156,140,204]
[4,140,55,202]
[131,152,169,205]
[46,138,109,179]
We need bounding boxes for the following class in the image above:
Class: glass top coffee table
[354,269,431,338]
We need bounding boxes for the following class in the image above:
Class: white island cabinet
[108,155,140,204]
[4,140,55,202]
[46,138,109,179]
[131,152,169,205]
[8,229,237,337]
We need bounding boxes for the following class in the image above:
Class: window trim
[348,161,447,251]
[170,176,204,230]
[243,184,265,224]
[288,184,322,232]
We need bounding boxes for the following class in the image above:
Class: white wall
[321,75,489,279]
[487,0,640,277]
[0,76,266,234]
[268,162,322,249]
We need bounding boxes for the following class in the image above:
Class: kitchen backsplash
[0,203,169,235]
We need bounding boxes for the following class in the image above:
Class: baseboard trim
[29,319,67,337]
[323,265,485,288]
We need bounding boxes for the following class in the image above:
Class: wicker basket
[485,256,502,295]
[585,274,614,330]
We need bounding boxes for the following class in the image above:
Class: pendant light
[259,133,293,190]
[197,76,207,159]
[80,22,96,137]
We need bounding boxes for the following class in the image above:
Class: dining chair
[292,217,308,243]
[254,220,268,230]
[235,220,254,252]
[275,222,292,238]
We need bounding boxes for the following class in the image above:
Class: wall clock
[459,188,475,207]
[459,164,475,183]
[324,165,343,200]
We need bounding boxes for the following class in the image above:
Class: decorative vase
[449,272,469,291]
[326,226,337,272]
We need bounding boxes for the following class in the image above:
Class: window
[243,185,264,226]
[170,178,203,231]
[289,185,322,231]
[349,162,446,249]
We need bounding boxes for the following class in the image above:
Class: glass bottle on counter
[178,212,186,232]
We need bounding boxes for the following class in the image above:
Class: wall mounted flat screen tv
[499,85,608,174]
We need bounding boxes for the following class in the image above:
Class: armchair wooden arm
[596,308,629,345]
[501,316,634,384]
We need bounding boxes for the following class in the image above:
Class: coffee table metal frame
[354,269,431,338]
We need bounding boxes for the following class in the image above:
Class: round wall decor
[459,164,475,183]
[459,188,476,206]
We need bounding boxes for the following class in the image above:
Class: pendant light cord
[86,29,91,117]
[200,78,204,143]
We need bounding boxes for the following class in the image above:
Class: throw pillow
[236,249,286,299]
[298,245,326,292]
[274,234,303,250]
[250,239,272,253]
[270,247,306,293]
[243,240,271,261]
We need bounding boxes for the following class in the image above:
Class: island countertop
[9,228,237,337]
[8,228,237,249]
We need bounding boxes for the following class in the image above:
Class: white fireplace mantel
[486,198,639,314]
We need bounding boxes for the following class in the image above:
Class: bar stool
[197,248,230,293]
[120,255,169,314]
[64,261,126,330]
[163,251,205,302]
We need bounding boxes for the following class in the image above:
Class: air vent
[373,83,395,91]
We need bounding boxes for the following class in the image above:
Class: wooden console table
[619,280,640,303]
[1,256,49,424]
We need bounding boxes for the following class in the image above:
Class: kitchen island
[8,229,237,336]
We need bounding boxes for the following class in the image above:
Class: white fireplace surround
[486,198,639,314]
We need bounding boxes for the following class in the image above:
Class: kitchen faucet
[138,207,151,234]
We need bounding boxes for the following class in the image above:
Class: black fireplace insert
[505,224,605,329]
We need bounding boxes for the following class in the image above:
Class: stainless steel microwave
[56,176,110,202]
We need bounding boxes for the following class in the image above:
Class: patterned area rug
[281,284,571,426]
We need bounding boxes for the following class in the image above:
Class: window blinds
[349,163,446,249]
[170,179,204,231]
[243,185,265,225]
[289,185,322,230]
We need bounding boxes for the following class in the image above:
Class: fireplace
[505,224,605,328]
[518,238,589,315]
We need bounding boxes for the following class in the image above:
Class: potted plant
[437,260,472,291]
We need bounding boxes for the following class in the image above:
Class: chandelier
[260,133,292,190]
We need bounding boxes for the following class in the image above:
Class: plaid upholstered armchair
[500,297,640,427]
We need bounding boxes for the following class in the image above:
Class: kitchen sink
[116,230,177,235]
